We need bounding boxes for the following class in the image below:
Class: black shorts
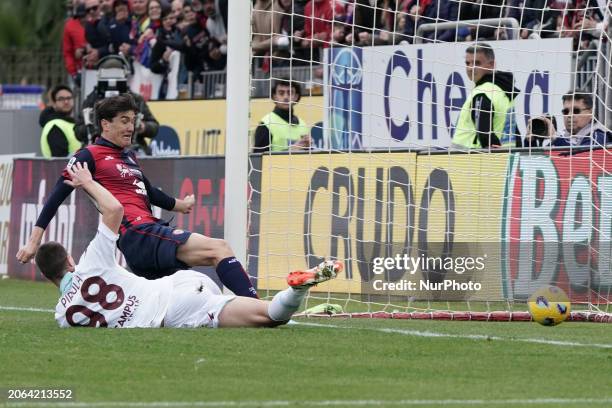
[118,221,192,279]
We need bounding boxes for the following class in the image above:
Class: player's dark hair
[272,77,302,101]
[50,85,73,102]
[562,91,593,110]
[94,93,139,128]
[466,43,495,61]
[35,242,69,282]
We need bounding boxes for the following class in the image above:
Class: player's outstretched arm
[16,151,94,264]
[64,162,124,235]
[16,226,46,264]
[16,178,74,264]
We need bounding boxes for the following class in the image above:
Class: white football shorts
[163,270,235,328]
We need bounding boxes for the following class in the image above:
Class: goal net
[244,0,612,322]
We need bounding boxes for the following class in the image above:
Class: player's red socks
[216,257,258,298]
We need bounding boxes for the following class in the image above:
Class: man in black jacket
[452,43,520,149]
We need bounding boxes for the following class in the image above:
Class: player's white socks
[267,287,308,322]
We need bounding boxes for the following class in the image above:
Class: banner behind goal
[242,0,612,321]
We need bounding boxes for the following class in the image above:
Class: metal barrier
[197,66,322,99]
[252,65,323,98]
[416,18,521,43]
[575,55,598,92]
[198,70,227,99]
[79,63,320,102]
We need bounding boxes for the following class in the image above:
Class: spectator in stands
[292,0,309,33]
[344,0,408,46]
[190,0,208,28]
[452,43,520,150]
[150,6,184,99]
[574,2,610,35]
[172,0,184,16]
[524,93,610,147]
[133,0,164,68]
[100,0,114,16]
[401,0,439,44]
[252,0,283,61]
[181,2,211,81]
[108,0,133,55]
[267,0,309,67]
[549,92,609,146]
[454,0,508,41]
[511,0,559,39]
[149,1,164,31]
[424,0,460,42]
[212,0,229,34]
[62,3,88,87]
[544,0,602,48]
[98,0,115,35]
[344,0,380,46]
[253,78,311,153]
[203,0,227,70]
[124,0,151,60]
[75,56,160,155]
[295,0,345,52]
[573,2,608,69]
[172,0,185,28]
[83,0,111,68]
[39,85,82,158]
[332,20,351,46]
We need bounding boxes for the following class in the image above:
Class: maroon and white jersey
[55,224,172,328]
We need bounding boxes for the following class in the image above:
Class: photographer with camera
[75,55,159,156]
[525,92,610,148]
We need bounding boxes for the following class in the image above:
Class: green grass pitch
[1,278,611,408]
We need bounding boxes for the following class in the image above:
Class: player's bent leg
[218,297,278,328]
[177,233,258,299]
[176,233,233,267]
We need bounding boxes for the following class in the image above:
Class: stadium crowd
[62,0,610,101]
[48,0,612,155]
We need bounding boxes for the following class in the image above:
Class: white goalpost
[224,0,252,266]
[227,0,612,322]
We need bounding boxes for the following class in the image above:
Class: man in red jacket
[296,0,345,49]
[62,3,88,86]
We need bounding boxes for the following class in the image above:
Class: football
[528,286,571,326]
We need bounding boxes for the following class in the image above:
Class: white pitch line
[4,398,612,407]
[2,305,611,349]
[0,305,54,313]
[297,321,612,349]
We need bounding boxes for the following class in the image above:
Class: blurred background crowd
[0,0,609,103]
